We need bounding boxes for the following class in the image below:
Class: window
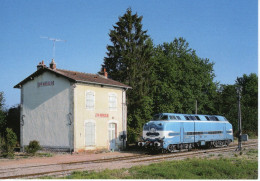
[160,115,168,120]
[86,91,95,110]
[85,121,96,146]
[190,116,196,120]
[205,116,210,120]
[169,116,177,120]
[185,116,190,120]
[152,114,168,121]
[209,116,216,121]
[109,93,117,111]
[176,116,181,120]
[195,116,200,120]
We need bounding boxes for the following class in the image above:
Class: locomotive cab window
[160,115,168,120]
[170,116,176,120]
[153,114,160,120]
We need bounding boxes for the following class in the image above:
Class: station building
[14,60,131,152]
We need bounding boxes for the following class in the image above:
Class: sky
[0,0,258,108]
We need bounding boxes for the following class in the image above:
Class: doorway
[108,123,117,150]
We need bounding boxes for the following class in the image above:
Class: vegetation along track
[0,140,257,179]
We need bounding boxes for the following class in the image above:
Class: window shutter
[109,93,117,111]
[86,91,95,109]
[85,122,95,146]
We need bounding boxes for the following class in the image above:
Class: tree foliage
[0,92,7,135]
[6,105,20,143]
[151,38,217,115]
[1,128,17,158]
[216,73,258,136]
[101,8,154,142]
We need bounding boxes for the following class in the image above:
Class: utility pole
[195,100,197,114]
[236,86,242,151]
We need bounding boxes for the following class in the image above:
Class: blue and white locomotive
[138,113,233,152]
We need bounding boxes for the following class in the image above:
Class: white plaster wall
[21,71,72,148]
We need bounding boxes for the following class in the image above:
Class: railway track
[0,140,257,179]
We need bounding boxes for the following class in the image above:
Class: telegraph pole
[236,86,242,151]
[195,100,197,114]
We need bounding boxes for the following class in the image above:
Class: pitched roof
[14,66,131,89]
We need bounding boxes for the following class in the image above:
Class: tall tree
[236,73,258,135]
[151,38,217,115]
[101,8,154,142]
[216,73,258,136]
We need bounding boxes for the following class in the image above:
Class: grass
[44,154,258,179]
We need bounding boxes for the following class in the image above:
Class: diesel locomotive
[138,113,233,152]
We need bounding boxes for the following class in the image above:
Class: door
[108,123,116,150]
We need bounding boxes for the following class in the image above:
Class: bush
[25,140,41,155]
[1,128,17,158]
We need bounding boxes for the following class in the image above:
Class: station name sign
[95,113,109,118]
[37,81,54,87]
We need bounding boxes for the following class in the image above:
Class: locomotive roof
[153,113,229,122]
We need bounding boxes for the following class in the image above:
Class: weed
[25,140,41,155]
[47,157,257,179]
[36,153,53,157]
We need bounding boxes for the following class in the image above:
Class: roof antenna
[40,36,66,59]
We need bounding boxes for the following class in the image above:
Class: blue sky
[0,0,257,108]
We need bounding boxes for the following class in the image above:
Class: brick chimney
[37,60,46,70]
[104,68,108,78]
[49,59,56,70]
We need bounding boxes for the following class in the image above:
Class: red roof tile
[14,67,131,89]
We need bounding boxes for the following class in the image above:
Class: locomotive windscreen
[153,114,168,121]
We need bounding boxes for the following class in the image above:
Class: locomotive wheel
[167,144,176,152]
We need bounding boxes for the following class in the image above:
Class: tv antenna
[40,36,66,59]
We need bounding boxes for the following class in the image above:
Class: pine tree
[101,8,153,142]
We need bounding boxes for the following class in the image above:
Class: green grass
[48,156,258,179]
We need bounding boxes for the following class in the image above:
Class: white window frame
[108,120,118,142]
[84,120,96,147]
[108,92,117,111]
[86,90,95,110]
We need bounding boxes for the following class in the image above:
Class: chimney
[37,60,45,70]
[104,68,108,78]
[49,59,56,70]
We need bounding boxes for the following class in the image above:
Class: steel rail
[0,140,257,179]
[130,142,257,163]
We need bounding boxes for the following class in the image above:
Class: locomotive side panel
[195,121,226,143]
[183,122,195,143]
[163,122,182,149]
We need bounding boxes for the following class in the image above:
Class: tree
[101,8,154,142]
[236,73,258,135]
[6,105,20,143]
[1,128,17,158]
[151,38,217,115]
[216,73,258,137]
[0,92,7,136]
